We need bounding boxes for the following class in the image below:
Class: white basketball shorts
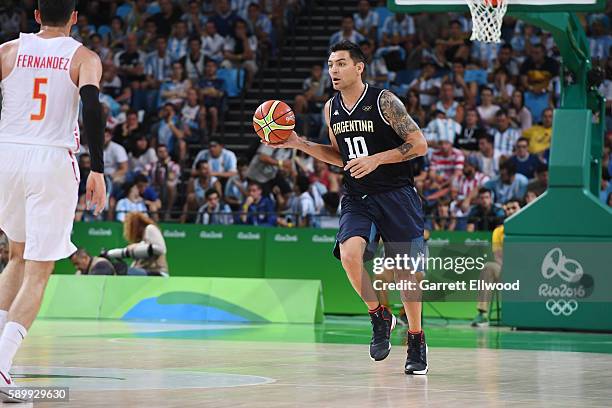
[0,143,79,261]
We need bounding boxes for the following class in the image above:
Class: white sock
[0,310,8,335]
[0,322,27,373]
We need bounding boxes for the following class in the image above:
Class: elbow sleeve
[80,85,105,173]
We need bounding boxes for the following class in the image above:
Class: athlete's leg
[0,241,25,334]
[397,269,424,333]
[339,236,379,310]
[0,260,54,374]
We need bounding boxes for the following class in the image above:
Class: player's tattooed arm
[379,90,427,162]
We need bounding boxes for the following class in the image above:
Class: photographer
[70,248,116,276]
[105,213,169,277]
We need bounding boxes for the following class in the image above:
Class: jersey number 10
[31,77,48,121]
[344,136,369,159]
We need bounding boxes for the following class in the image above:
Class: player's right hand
[261,131,301,149]
[86,172,107,216]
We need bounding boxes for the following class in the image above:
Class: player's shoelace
[407,335,423,363]
[371,314,389,343]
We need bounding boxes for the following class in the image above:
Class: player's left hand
[344,156,380,179]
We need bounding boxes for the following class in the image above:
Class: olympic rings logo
[541,248,584,283]
[545,299,579,316]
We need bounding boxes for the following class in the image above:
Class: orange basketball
[486,0,499,6]
[253,100,295,144]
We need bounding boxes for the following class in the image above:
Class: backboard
[388,0,607,13]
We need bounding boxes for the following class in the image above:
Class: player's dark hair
[495,109,509,118]
[237,157,249,168]
[480,86,493,94]
[196,160,209,170]
[38,0,76,26]
[505,198,522,207]
[329,40,367,65]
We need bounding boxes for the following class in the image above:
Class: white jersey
[0,33,82,152]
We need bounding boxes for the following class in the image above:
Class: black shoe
[369,305,396,361]
[405,331,428,375]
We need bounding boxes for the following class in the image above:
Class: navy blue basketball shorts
[333,185,426,273]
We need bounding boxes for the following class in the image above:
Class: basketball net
[466,0,508,43]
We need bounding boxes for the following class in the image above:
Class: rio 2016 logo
[539,248,585,317]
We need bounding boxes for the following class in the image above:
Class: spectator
[294,64,331,122]
[409,60,440,109]
[154,103,187,163]
[488,43,520,78]
[211,0,240,37]
[144,37,173,90]
[485,160,529,204]
[125,0,150,33]
[101,62,123,99]
[471,40,499,70]
[89,33,112,63]
[149,144,181,220]
[490,109,521,158]
[453,156,490,210]
[128,135,158,176]
[510,137,542,179]
[353,0,379,41]
[476,86,500,127]
[152,0,182,37]
[467,187,505,231]
[108,16,126,51]
[441,20,470,62]
[329,15,365,46]
[192,138,238,182]
[222,19,258,88]
[474,134,502,179]
[70,248,116,276]
[113,110,144,149]
[104,128,129,186]
[522,107,553,155]
[361,40,389,88]
[443,60,476,105]
[455,108,486,154]
[182,0,208,35]
[245,2,273,59]
[240,181,277,226]
[588,20,612,62]
[0,2,24,42]
[432,199,452,231]
[181,160,222,222]
[527,161,549,196]
[491,67,514,106]
[167,21,189,62]
[141,17,160,53]
[114,33,146,84]
[423,110,461,149]
[279,175,318,227]
[381,13,415,46]
[201,21,226,63]
[134,174,163,220]
[116,183,149,222]
[196,189,233,225]
[197,60,226,136]
[246,143,294,195]
[507,90,533,131]
[405,90,426,127]
[520,44,559,120]
[309,160,340,194]
[178,89,204,144]
[224,157,250,210]
[429,139,465,188]
[433,82,464,123]
[182,37,207,81]
[159,62,192,108]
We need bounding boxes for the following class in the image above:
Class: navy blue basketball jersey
[329,84,414,195]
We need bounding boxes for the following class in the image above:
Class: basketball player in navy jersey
[266,40,429,374]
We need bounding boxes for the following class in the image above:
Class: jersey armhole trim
[66,43,84,91]
[1,33,25,84]
[327,96,336,136]
[377,89,391,126]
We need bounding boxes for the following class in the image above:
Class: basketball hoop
[466,0,509,43]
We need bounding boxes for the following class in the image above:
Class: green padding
[59,223,492,319]
[39,275,323,324]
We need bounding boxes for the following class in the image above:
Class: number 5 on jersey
[344,136,369,159]
[31,77,48,121]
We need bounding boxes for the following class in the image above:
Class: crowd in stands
[1,0,611,231]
